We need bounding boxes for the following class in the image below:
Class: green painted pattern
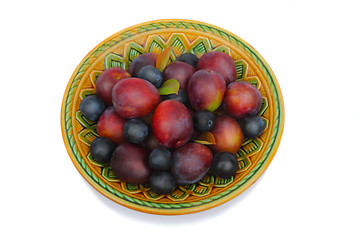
[63,20,283,211]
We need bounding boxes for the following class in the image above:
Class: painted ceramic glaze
[61,19,285,215]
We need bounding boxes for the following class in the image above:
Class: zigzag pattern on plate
[62,20,283,212]
[75,33,268,201]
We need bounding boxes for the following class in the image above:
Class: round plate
[61,19,284,215]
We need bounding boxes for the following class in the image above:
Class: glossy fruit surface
[95,67,131,105]
[112,78,160,118]
[163,89,188,106]
[211,152,238,178]
[148,147,173,170]
[123,118,149,144]
[224,81,262,118]
[239,115,266,139]
[187,70,226,112]
[152,100,193,148]
[90,137,116,164]
[110,143,151,184]
[149,171,175,195]
[62,19,284,215]
[171,143,213,185]
[128,53,157,77]
[80,95,105,122]
[193,110,215,132]
[162,61,196,90]
[210,115,243,154]
[138,65,163,88]
[178,53,199,68]
[197,51,237,84]
[96,106,126,144]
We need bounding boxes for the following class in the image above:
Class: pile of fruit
[80,48,266,195]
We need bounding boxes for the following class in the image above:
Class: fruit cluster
[80,49,266,195]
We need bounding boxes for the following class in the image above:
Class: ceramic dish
[61,19,284,215]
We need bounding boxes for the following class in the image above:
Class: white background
[1,0,359,239]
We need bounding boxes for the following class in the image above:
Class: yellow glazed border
[61,19,285,215]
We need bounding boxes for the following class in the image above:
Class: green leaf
[156,47,173,71]
[193,132,216,145]
[158,79,180,95]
